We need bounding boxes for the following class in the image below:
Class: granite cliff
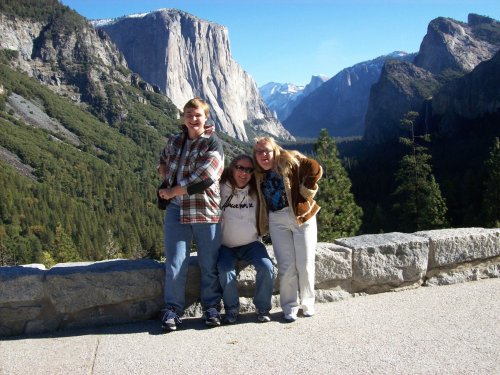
[95,9,293,142]
[0,9,129,106]
[364,14,500,144]
[363,60,440,144]
[414,14,499,75]
[430,49,500,137]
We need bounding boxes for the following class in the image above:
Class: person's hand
[204,122,215,136]
[159,185,187,200]
[158,188,173,200]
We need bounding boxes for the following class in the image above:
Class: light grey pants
[269,207,317,317]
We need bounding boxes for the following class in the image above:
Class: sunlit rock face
[96,9,293,142]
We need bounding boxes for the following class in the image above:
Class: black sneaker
[257,311,271,323]
[223,310,238,324]
[204,307,221,327]
[161,309,181,332]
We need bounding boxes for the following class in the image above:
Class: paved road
[1,278,499,375]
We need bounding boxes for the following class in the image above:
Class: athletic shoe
[223,310,238,324]
[283,313,297,323]
[302,306,315,317]
[204,307,221,327]
[257,311,271,323]
[161,309,181,332]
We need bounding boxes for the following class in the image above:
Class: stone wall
[1,227,498,337]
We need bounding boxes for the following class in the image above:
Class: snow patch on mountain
[260,75,329,122]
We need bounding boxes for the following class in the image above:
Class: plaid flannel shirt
[159,130,224,224]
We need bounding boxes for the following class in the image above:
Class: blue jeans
[217,241,274,313]
[163,203,222,315]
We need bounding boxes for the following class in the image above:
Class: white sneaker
[302,307,315,317]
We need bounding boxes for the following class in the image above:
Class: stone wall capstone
[1,227,498,337]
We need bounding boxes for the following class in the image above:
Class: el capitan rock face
[96,9,293,142]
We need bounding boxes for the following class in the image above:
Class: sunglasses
[234,165,254,174]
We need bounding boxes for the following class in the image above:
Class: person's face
[254,141,274,171]
[184,107,207,139]
[232,158,254,188]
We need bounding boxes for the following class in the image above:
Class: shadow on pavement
[3,311,289,340]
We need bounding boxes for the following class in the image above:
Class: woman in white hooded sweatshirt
[217,154,275,324]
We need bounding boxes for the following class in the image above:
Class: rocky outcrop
[0,14,43,73]
[0,12,129,102]
[414,14,499,75]
[284,52,414,138]
[95,9,293,142]
[1,227,498,337]
[6,93,81,145]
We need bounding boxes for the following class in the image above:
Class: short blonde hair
[183,97,210,118]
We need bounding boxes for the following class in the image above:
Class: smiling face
[183,106,207,139]
[232,158,254,188]
[254,140,275,171]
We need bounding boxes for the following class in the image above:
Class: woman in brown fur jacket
[253,136,322,322]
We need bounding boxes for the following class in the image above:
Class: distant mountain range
[259,75,329,122]
[258,14,499,143]
[281,52,414,138]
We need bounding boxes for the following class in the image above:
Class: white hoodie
[220,181,260,248]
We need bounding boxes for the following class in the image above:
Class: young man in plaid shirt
[158,97,224,332]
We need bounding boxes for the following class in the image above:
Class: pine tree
[482,137,500,227]
[392,112,447,232]
[314,129,363,241]
[53,223,81,263]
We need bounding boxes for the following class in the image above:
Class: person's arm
[298,157,323,199]
[157,135,184,199]
[158,184,187,200]
[158,162,167,180]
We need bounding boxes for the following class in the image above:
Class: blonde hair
[252,136,304,176]
[183,97,210,118]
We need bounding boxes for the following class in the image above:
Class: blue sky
[59,0,499,87]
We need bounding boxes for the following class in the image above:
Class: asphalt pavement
[1,278,499,375]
